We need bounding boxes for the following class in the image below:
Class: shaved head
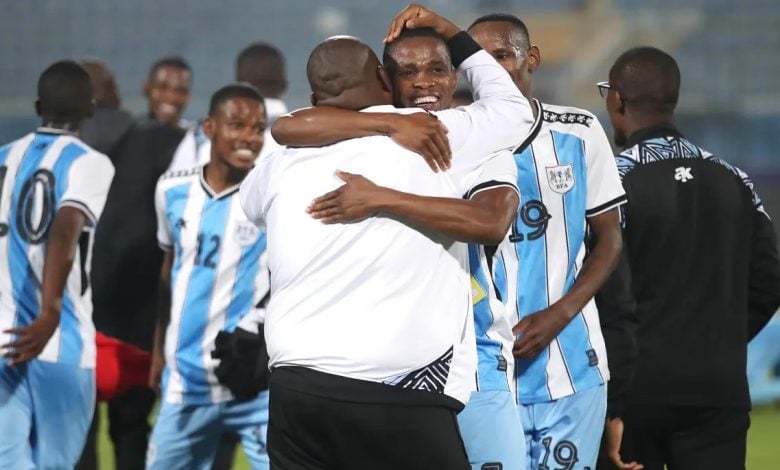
[306,36,392,109]
[236,42,287,98]
[609,46,680,114]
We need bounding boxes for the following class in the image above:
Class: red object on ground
[95,332,152,401]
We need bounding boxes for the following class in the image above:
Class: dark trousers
[268,382,470,470]
[616,404,749,470]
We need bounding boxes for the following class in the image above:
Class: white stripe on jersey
[0,134,35,343]
[159,167,270,405]
[0,131,112,368]
[201,198,244,404]
[164,181,199,404]
[548,338,575,397]
[36,136,77,364]
[500,101,624,403]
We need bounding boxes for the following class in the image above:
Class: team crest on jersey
[546,164,575,194]
[233,221,259,246]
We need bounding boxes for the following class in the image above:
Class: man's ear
[202,116,216,140]
[616,91,627,114]
[310,92,317,107]
[377,65,393,94]
[34,100,42,117]
[527,45,541,72]
[142,80,151,98]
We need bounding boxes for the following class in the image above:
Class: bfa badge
[234,221,259,246]
[546,163,575,194]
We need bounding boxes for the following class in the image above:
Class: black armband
[447,31,482,68]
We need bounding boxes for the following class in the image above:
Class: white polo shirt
[240,49,533,405]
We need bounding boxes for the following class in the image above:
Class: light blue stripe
[469,243,507,391]
[165,182,192,288]
[176,195,231,399]
[8,134,57,329]
[225,229,267,332]
[513,145,552,402]
[51,143,89,364]
[162,182,192,396]
[551,130,603,392]
[52,143,88,201]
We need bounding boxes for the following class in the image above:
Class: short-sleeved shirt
[464,152,520,394]
[240,49,533,407]
[155,166,270,404]
[495,101,627,404]
[0,129,114,368]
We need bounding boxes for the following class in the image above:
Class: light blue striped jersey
[495,101,626,404]
[0,129,114,368]
[465,152,519,394]
[155,165,270,405]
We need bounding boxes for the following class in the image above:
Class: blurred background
[1,0,778,468]
[2,0,779,218]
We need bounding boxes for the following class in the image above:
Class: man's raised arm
[273,4,532,172]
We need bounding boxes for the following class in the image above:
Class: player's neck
[203,161,248,193]
[40,120,80,136]
[626,113,675,138]
[529,97,539,119]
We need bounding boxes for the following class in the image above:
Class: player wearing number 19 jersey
[0,61,114,468]
[471,15,626,469]
[146,85,270,470]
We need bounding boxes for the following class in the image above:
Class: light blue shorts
[520,384,606,470]
[0,360,95,470]
[146,391,269,470]
[748,316,780,406]
[458,390,526,470]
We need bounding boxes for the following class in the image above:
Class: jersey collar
[624,123,683,149]
[512,98,544,154]
[199,165,241,200]
[36,127,76,137]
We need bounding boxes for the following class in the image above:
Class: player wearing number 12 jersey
[146,84,270,469]
[470,15,626,469]
[0,61,114,468]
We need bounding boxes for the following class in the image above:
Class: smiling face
[203,97,266,171]
[386,36,456,111]
[144,65,192,127]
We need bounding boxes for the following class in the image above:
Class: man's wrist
[436,21,461,40]
[381,114,403,136]
[38,308,61,323]
[446,31,482,68]
[373,187,400,213]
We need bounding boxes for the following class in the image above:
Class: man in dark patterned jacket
[596,46,780,470]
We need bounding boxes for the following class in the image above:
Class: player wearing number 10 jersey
[0,61,114,468]
[470,15,626,469]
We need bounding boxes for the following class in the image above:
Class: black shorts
[267,367,470,470]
